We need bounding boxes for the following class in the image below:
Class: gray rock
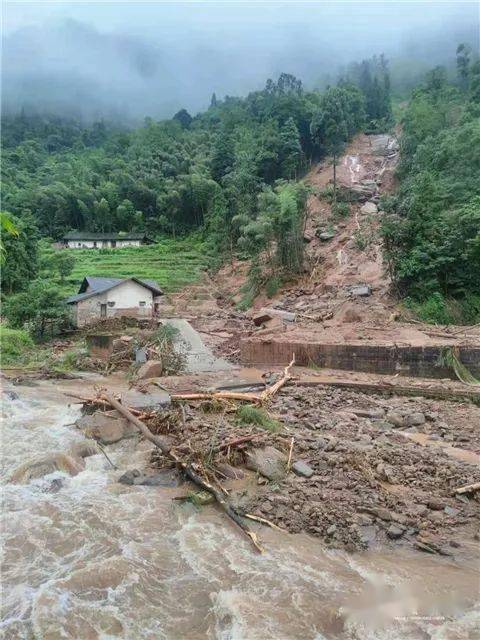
[444,506,460,517]
[360,201,378,215]
[326,524,337,535]
[350,285,372,297]
[362,506,392,521]
[118,468,182,487]
[118,469,142,485]
[386,411,405,428]
[387,524,405,539]
[352,408,385,419]
[43,478,65,493]
[137,359,163,379]
[216,463,245,480]
[11,453,85,483]
[358,525,377,545]
[69,440,98,459]
[251,307,296,325]
[246,446,287,481]
[76,411,136,445]
[120,390,171,411]
[405,412,426,427]
[139,470,183,487]
[292,460,315,478]
[427,498,445,511]
[135,347,147,364]
[318,231,336,242]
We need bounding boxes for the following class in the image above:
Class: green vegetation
[382,46,480,324]
[66,236,209,294]
[3,281,71,340]
[0,326,34,365]
[1,62,385,308]
[236,404,281,433]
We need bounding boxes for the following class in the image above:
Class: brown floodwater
[1,379,479,639]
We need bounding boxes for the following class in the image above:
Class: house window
[93,241,97,248]
[108,301,115,307]
[139,301,146,307]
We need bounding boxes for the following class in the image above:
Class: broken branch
[101,392,264,553]
[260,355,295,401]
[455,481,480,495]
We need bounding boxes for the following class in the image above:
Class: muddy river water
[1,380,479,639]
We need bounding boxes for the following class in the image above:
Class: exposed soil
[141,379,480,559]
[157,133,480,369]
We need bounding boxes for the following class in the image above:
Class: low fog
[2,1,478,122]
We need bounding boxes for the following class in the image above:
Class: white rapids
[1,380,479,639]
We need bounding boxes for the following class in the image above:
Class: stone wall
[240,338,480,380]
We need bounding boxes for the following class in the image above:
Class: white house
[66,276,163,327]
[63,232,153,249]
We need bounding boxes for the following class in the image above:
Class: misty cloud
[2,1,478,122]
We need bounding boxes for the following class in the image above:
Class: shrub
[405,292,480,325]
[331,201,350,219]
[265,275,282,298]
[0,326,34,365]
[236,404,281,432]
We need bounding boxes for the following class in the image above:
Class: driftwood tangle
[101,392,264,553]
[68,356,296,552]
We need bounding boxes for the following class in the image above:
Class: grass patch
[405,293,480,325]
[331,201,350,220]
[236,404,281,432]
[40,235,211,297]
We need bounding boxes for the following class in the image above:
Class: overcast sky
[2,1,479,121]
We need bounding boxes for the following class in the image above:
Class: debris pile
[76,325,186,375]
[68,365,480,557]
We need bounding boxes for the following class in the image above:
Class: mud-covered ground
[145,383,480,559]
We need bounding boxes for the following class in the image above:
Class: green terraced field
[64,236,210,295]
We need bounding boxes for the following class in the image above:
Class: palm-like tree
[0,211,19,265]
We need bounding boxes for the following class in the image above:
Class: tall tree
[172,108,192,129]
[310,88,349,199]
[456,43,472,91]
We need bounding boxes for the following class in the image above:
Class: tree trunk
[333,153,337,202]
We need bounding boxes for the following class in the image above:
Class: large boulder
[251,308,296,326]
[350,285,372,297]
[137,359,163,379]
[68,439,98,459]
[118,468,182,487]
[245,446,287,481]
[10,453,85,483]
[360,201,378,215]
[76,411,137,445]
[292,460,314,478]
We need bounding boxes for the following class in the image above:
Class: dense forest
[382,45,480,322]
[2,46,479,328]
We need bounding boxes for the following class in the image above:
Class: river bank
[2,374,479,639]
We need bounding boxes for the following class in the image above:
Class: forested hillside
[382,47,480,323]
[1,55,393,325]
[2,46,479,327]
[2,66,390,239]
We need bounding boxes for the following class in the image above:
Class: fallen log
[63,392,145,416]
[455,481,480,495]
[101,392,264,553]
[171,391,261,403]
[171,357,295,405]
[260,355,295,401]
[213,433,263,453]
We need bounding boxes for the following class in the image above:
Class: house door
[100,304,107,318]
